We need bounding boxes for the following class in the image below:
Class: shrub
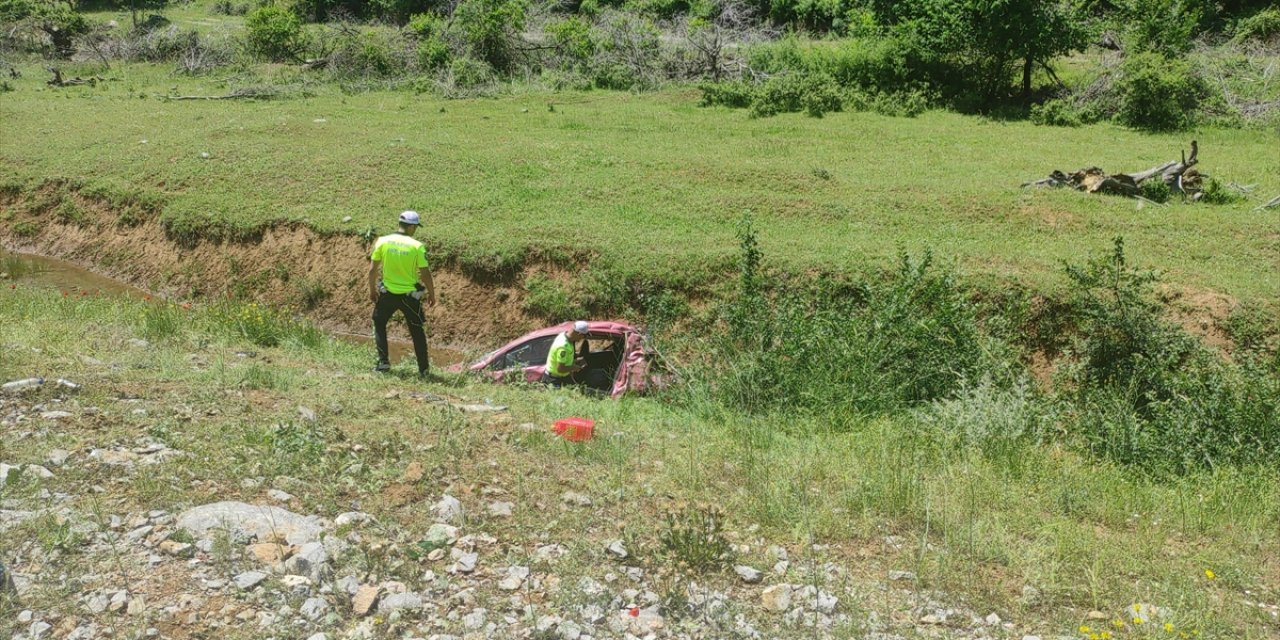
[328,29,411,78]
[211,0,250,16]
[1123,0,1207,56]
[245,4,306,62]
[746,36,916,94]
[699,79,754,108]
[1116,52,1207,131]
[450,0,526,72]
[748,73,843,118]
[1199,177,1245,204]
[1231,8,1280,44]
[1030,97,1084,127]
[1138,178,1171,203]
[445,55,496,90]
[698,219,1002,422]
[659,507,733,573]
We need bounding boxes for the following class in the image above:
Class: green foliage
[747,73,843,118]
[699,79,754,107]
[328,30,410,78]
[217,301,325,348]
[745,36,917,95]
[658,506,733,573]
[522,273,582,320]
[140,302,184,339]
[1138,178,1171,202]
[12,220,39,236]
[1122,0,1209,56]
[1221,303,1275,353]
[450,0,526,72]
[245,4,306,62]
[546,15,596,68]
[445,55,496,91]
[704,220,999,421]
[1029,97,1085,127]
[1231,8,1280,44]
[0,0,90,57]
[296,277,329,310]
[1199,177,1245,204]
[1116,52,1207,131]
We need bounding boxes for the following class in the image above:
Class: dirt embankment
[0,187,554,347]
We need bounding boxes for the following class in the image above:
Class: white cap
[398,210,421,225]
[573,321,589,334]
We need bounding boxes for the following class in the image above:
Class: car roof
[470,321,641,370]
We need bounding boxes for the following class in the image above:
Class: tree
[903,0,1086,103]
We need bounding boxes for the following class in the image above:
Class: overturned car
[455,321,665,398]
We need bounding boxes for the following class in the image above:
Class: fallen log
[1024,141,1205,200]
[1256,194,1280,211]
[47,68,103,87]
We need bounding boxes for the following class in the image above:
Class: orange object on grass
[553,417,595,442]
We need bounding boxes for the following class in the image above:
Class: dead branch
[1024,141,1208,200]
[162,93,259,100]
[1256,194,1280,211]
[46,68,103,87]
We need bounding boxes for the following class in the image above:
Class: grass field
[2,284,1279,638]
[3,57,1280,301]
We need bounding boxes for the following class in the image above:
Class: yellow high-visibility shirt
[371,233,428,294]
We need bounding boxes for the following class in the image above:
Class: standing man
[369,210,436,377]
[543,320,589,387]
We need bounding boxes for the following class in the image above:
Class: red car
[455,321,665,398]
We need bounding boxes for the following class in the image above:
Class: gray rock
[558,620,583,640]
[462,608,487,629]
[423,522,458,548]
[734,565,763,584]
[888,570,916,582]
[0,463,21,484]
[39,411,73,420]
[336,575,360,595]
[233,571,267,590]
[433,495,463,523]
[334,512,371,527]
[605,540,627,559]
[285,542,329,580]
[176,501,324,546]
[300,597,328,620]
[561,491,592,507]
[453,552,477,574]
[378,592,424,612]
[535,543,567,562]
[30,620,53,638]
[487,501,514,518]
[266,489,293,503]
[297,405,317,422]
[498,566,529,591]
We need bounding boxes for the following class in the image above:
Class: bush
[1231,8,1280,44]
[1199,177,1246,204]
[1138,178,1171,202]
[212,0,250,16]
[1123,0,1208,56]
[450,0,526,72]
[748,73,843,118]
[745,36,916,95]
[328,29,411,78]
[245,4,306,62]
[699,79,754,108]
[697,219,1003,422]
[1116,52,1208,131]
[1030,97,1084,127]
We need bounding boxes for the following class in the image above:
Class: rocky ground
[0,369,1075,640]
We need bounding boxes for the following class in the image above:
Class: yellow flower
[1101,633,1113,640]
[1204,569,1215,580]
[1080,626,1092,634]
[1113,619,1126,628]
[1164,622,1175,632]
[1133,604,1142,612]
[1133,617,1145,625]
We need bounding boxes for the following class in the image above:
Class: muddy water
[1,247,150,299]
[1,247,466,367]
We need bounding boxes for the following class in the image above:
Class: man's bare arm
[419,266,436,307]
[368,261,381,304]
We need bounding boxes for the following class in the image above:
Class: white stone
[487,501,514,518]
[233,571,267,590]
[761,585,792,612]
[734,565,763,583]
[176,501,324,545]
[498,566,529,591]
[378,592,424,612]
[433,495,463,523]
[605,540,627,559]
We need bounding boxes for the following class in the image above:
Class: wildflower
[628,607,639,617]
[1080,626,1092,634]
[1133,617,1145,625]
[1113,619,1126,628]
[1204,569,1215,580]
[1133,604,1141,612]
[1101,633,1112,640]
[1164,622,1175,632]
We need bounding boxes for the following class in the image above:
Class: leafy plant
[245,4,306,62]
[659,506,733,573]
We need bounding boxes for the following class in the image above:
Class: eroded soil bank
[0,189,571,348]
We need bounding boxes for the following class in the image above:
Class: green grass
[2,277,1278,638]
[3,58,1280,300]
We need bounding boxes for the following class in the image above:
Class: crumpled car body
[454,321,665,398]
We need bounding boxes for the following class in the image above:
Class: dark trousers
[372,292,429,374]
